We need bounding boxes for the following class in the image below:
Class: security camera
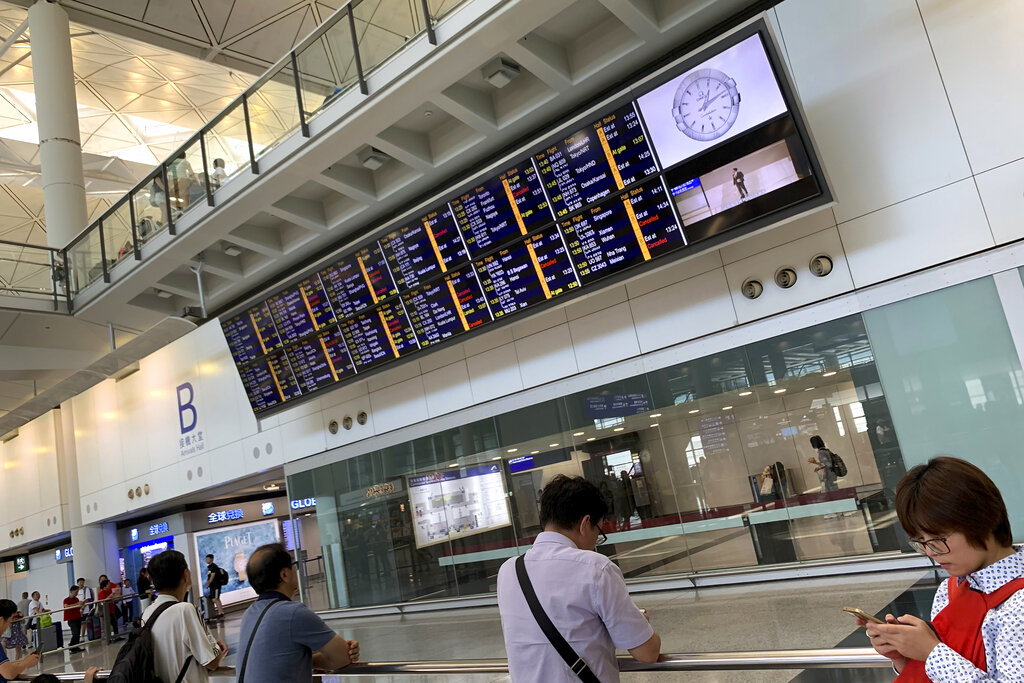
[775,267,797,289]
[809,255,833,277]
[741,279,763,299]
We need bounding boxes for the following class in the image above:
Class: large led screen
[407,465,512,549]
[221,23,829,417]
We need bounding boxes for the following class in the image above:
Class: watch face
[672,68,741,142]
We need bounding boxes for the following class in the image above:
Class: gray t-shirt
[235,595,336,683]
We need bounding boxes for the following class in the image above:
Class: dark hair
[75,578,84,584]
[539,475,609,530]
[206,554,214,560]
[99,579,109,589]
[148,550,189,591]
[31,591,40,599]
[246,544,293,593]
[69,585,79,592]
[30,675,60,683]
[809,435,825,449]
[896,456,1012,549]
[0,599,16,620]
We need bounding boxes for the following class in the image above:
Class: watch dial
[672,68,740,142]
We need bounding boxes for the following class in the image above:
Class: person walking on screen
[497,475,660,681]
[204,555,226,620]
[732,167,748,199]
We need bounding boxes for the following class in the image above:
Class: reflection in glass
[204,101,249,191]
[166,141,205,217]
[249,66,303,158]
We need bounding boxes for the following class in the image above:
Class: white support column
[29,0,87,249]
[70,523,120,585]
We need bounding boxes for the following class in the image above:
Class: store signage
[130,528,139,542]
[261,502,275,516]
[290,497,316,510]
[55,546,74,563]
[13,555,28,573]
[149,522,169,536]
[207,508,244,524]
[365,482,395,498]
[176,381,206,457]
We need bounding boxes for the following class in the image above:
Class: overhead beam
[266,197,328,233]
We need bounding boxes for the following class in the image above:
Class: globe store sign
[291,497,316,510]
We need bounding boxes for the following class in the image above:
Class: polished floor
[25,566,942,681]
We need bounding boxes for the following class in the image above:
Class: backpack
[107,601,193,683]
[216,566,229,587]
[829,450,848,478]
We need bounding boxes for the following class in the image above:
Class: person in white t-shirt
[141,550,228,683]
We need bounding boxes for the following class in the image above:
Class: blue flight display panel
[238,350,301,412]
[402,267,491,348]
[525,226,581,298]
[534,103,658,220]
[222,302,282,365]
[379,205,469,291]
[449,161,551,256]
[474,228,578,319]
[266,275,337,341]
[284,326,355,393]
[340,301,419,370]
[560,180,684,284]
[318,255,374,318]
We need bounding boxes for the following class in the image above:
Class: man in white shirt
[497,475,661,682]
[141,550,228,683]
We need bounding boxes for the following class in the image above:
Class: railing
[0,238,68,311]
[61,0,472,301]
[14,649,892,679]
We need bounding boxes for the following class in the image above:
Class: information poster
[194,519,281,606]
[408,465,511,548]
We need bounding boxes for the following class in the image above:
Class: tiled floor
[28,567,939,681]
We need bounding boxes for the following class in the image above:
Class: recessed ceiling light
[263,483,279,491]
[649,423,659,428]
[586,437,596,442]
[530,450,539,455]
[507,448,518,453]
[491,456,500,461]
[448,464,458,468]
[738,391,753,397]
[773,388,787,394]
[688,409,700,414]
[573,432,585,437]
[549,443,559,447]
[823,371,837,377]
[613,427,624,432]
[805,387,815,391]
[722,406,733,411]
[649,413,661,418]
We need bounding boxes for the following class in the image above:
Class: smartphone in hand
[842,606,884,624]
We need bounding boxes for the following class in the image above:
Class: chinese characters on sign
[149,522,169,536]
[207,508,244,524]
[365,482,395,498]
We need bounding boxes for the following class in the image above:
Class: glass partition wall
[289,311,910,610]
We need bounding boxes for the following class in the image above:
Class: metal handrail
[12,649,892,679]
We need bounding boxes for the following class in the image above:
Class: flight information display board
[222,25,828,416]
[450,161,551,256]
[403,267,491,347]
[534,103,658,219]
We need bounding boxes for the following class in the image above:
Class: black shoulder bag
[237,598,283,683]
[515,555,600,682]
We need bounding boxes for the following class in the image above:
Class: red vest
[896,576,1024,681]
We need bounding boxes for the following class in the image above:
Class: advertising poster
[408,464,511,549]
[194,519,280,605]
[637,34,788,169]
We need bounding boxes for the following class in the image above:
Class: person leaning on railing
[857,456,1024,682]
[0,600,38,680]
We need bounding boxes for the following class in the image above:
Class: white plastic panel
[718,208,837,265]
[70,393,102,496]
[631,268,737,352]
[510,306,568,340]
[839,179,991,287]
[206,442,245,491]
[975,158,1024,245]
[568,301,641,372]
[776,0,971,222]
[466,343,523,402]
[118,370,152,482]
[624,250,723,299]
[177,449,212,498]
[421,360,474,418]
[369,377,429,434]
[515,324,578,389]
[92,380,125,485]
[724,228,854,324]
[918,0,1024,173]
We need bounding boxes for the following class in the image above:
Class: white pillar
[70,524,120,585]
[28,0,87,249]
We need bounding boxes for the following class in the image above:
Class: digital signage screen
[407,464,512,549]
[221,23,828,417]
[636,33,788,171]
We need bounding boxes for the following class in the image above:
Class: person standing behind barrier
[75,578,94,642]
[137,568,153,611]
[497,475,661,682]
[808,435,837,492]
[0,600,39,679]
[858,456,1024,681]
[141,550,227,683]
[235,543,358,682]
[62,585,84,653]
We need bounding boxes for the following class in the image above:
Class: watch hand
[699,91,727,112]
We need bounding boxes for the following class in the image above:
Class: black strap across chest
[237,598,283,683]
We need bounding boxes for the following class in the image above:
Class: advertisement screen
[636,34,788,170]
[194,519,280,606]
[408,464,511,549]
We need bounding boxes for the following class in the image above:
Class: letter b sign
[177,382,197,434]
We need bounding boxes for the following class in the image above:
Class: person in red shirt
[62,585,84,652]
[96,579,116,638]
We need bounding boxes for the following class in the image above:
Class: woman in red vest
[859,456,1024,681]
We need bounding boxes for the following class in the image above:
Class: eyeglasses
[908,536,951,555]
[594,524,608,546]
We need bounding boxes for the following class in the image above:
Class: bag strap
[237,599,283,683]
[142,600,177,631]
[174,655,194,683]
[515,556,600,683]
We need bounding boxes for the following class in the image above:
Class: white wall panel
[719,209,836,265]
[918,0,1024,173]
[93,380,125,484]
[118,371,151,482]
[569,301,641,371]
[466,343,523,402]
[177,449,212,498]
[278,412,327,466]
[776,0,971,222]
[320,396,376,449]
[515,324,578,388]
[70,393,101,496]
[976,158,1024,245]
[193,322,256,451]
[839,179,991,287]
[510,306,568,340]
[366,360,423,393]
[624,250,723,299]
[422,360,474,418]
[206,442,245,491]
[242,428,285,476]
[369,377,430,434]
[631,268,736,352]
[564,285,628,320]
[417,343,467,374]
[724,228,854,324]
